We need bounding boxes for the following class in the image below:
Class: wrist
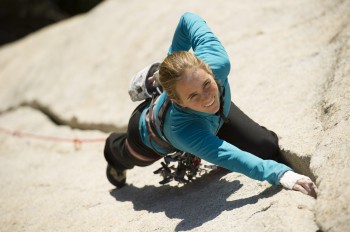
[279,171,311,189]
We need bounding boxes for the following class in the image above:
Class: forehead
[181,68,210,84]
[176,68,212,96]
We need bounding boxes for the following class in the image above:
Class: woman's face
[173,67,220,114]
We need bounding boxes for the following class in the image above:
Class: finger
[299,180,318,198]
[295,181,318,198]
[309,182,318,198]
[300,180,312,193]
[293,184,309,195]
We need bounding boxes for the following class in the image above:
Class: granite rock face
[0,0,349,231]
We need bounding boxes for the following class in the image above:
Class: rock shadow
[110,170,282,231]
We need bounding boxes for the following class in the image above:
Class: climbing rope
[0,127,106,149]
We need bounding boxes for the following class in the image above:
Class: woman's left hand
[280,171,318,198]
[293,178,317,198]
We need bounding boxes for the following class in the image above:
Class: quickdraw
[153,152,219,185]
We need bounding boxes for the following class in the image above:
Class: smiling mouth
[203,97,215,107]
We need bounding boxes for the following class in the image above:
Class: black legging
[217,102,283,162]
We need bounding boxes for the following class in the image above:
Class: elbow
[182,12,195,18]
[180,12,194,22]
[219,56,231,77]
[223,56,231,75]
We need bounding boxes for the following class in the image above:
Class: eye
[189,93,198,100]
[204,80,211,89]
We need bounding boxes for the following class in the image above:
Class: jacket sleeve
[169,120,292,185]
[168,12,230,83]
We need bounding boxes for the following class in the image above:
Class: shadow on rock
[110,170,282,231]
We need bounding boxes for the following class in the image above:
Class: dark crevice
[2,100,126,133]
[319,29,347,132]
[281,149,316,182]
[247,202,275,221]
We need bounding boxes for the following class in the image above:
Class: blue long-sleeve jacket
[139,12,291,185]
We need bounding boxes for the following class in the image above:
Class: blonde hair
[159,51,213,102]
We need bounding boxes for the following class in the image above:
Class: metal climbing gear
[153,152,205,185]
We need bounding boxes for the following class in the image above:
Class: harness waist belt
[146,109,174,151]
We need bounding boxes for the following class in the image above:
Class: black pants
[217,102,283,161]
[104,101,285,170]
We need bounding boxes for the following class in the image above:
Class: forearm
[168,12,230,81]
[174,131,292,185]
[208,145,292,185]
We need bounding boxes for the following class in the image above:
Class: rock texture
[0,0,349,231]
